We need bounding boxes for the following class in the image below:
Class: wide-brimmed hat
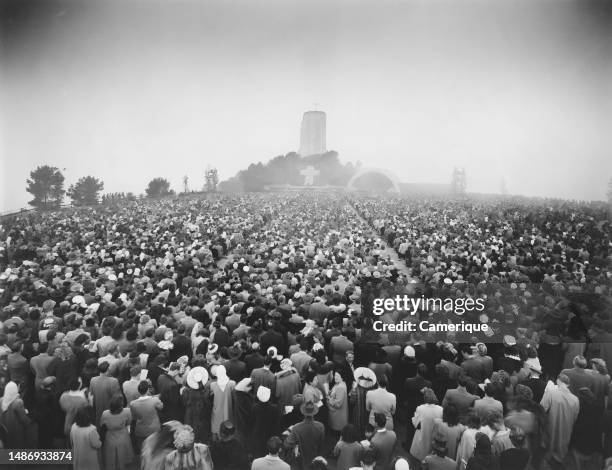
[186,366,209,390]
[300,400,319,417]
[354,367,377,387]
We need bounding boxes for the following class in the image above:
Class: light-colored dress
[100,408,135,470]
[70,423,102,470]
[210,380,235,435]
[328,382,349,431]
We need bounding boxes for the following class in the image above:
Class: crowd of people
[0,191,609,470]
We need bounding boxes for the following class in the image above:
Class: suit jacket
[286,418,325,469]
[130,396,163,438]
[371,429,397,470]
[250,367,276,396]
[89,374,120,425]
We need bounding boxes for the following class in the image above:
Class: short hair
[374,412,386,428]
[75,407,93,427]
[457,374,470,387]
[573,355,588,369]
[110,394,124,414]
[266,436,282,455]
[378,374,388,388]
[98,361,110,374]
[38,342,49,353]
[341,424,357,443]
[137,380,149,395]
[466,411,481,429]
[557,373,571,385]
[443,404,460,426]
[417,363,428,376]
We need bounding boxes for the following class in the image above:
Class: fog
[1,0,611,211]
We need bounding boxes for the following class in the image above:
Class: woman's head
[75,407,93,427]
[474,432,492,457]
[109,394,124,414]
[341,424,357,443]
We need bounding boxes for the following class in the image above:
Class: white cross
[300,166,320,186]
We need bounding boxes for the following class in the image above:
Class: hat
[186,366,209,389]
[41,376,56,390]
[267,346,281,359]
[503,335,517,347]
[256,385,271,403]
[208,343,219,355]
[300,400,319,417]
[394,458,410,470]
[404,345,416,358]
[42,300,56,311]
[354,367,377,387]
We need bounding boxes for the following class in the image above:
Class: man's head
[374,412,386,429]
[266,436,282,456]
[130,365,142,379]
[573,355,588,369]
[345,350,354,364]
[557,373,571,387]
[137,380,149,396]
[98,361,110,375]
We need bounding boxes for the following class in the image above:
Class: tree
[26,165,65,208]
[145,177,172,197]
[67,176,104,206]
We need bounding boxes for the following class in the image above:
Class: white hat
[186,366,209,389]
[256,385,271,403]
[354,367,377,388]
[404,345,416,358]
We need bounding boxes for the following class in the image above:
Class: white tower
[299,110,326,156]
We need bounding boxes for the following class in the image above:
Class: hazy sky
[1,0,611,211]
